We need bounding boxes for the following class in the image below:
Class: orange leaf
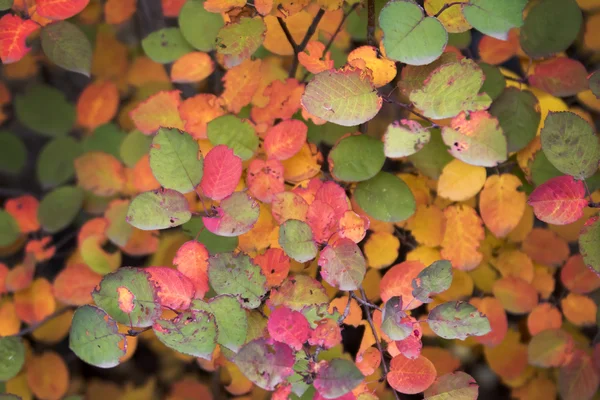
[0,14,39,63]
[129,90,185,134]
[247,159,285,203]
[76,80,119,130]
[14,278,56,324]
[470,297,507,347]
[253,248,290,288]
[478,29,519,65]
[561,254,600,294]
[105,0,136,24]
[53,263,102,306]
[479,174,527,238]
[380,261,426,310]
[522,228,569,266]
[348,45,397,88]
[204,0,245,12]
[0,262,7,294]
[527,303,562,336]
[561,293,597,326]
[298,41,333,74]
[264,119,308,161]
[25,237,55,262]
[179,94,226,139]
[26,351,69,400]
[173,241,210,299]
[4,260,35,292]
[492,277,539,314]
[387,354,436,394]
[36,0,89,19]
[171,52,215,83]
[0,298,20,336]
[146,266,196,310]
[74,152,126,196]
[220,58,262,114]
[440,204,484,271]
[484,329,528,381]
[5,195,40,233]
[251,78,304,126]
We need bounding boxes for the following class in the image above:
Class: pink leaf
[528,175,588,225]
[267,306,310,351]
[200,145,242,200]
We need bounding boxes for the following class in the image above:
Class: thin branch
[127,326,152,337]
[11,307,73,337]
[367,0,376,46]
[279,9,326,78]
[434,1,464,18]
[298,9,325,52]
[359,287,401,400]
[324,3,360,54]
[277,16,298,50]
[381,95,440,129]
[350,291,381,311]
[337,295,354,324]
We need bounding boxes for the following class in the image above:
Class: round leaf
[423,371,479,399]
[520,0,582,59]
[318,238,366,291]
[427,301,492,340]
[301,67,382,126]
[149,128,204,193]
[408,129,453,179]
[126,189,192,230]
[207,252,267,309]
[191,295,248,352]
[541,111,600,179]
[182,217,238,254]
[206,115,258,161]
[38,186,84,233]
[328,134,385,182]
[528,329,574,367]
[120,130,152,168]
[142,27,193,64]
[412,260,453,303]
[579,216,600,277]
[383,119,431,158]
[36,137,82,188]
[354,172,416,222]
[41,21,92,76]
[0,210,20,247]
[314,358,364,399]
[153,310,217,359]
[0,336,25,380]
[215,17,266,62]
[235,339,295,391]
[15,84,75,137]
[380,0,447,65]
[91,267,161,328]
[179,0,224,51]
[202,192,259,237]
[528,175,588,225]
[0,131,26,175]
[278,219,318,263]
[463,0,526,40]
[69,305,126,368]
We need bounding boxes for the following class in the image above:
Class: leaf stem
[367,0,376,47]
[350,291,381,311]
[358,287,401,400]
[11,307,73,337]
[433,1,465,18]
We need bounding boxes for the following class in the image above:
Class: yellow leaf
[437,159,487,201]
[479,174,526,238]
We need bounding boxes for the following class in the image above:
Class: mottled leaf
[279,219,318,263]
[153,310,217,359]
[318,238,366,291]
[235,339,295,390]
[314,358,364,399]
[427,301,491,340]
[126,189,191,230]
[203,192,260,237]
[412,260,453,303]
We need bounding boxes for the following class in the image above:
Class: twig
[359,287,401,400]
[324,3,360,54]
[350,292,381,311]
[381,95,440,129]
[127,326,152,337]
[278,9,326,78]
[337,295,354,324]
[434,1,464,18]
[367,0,376,46]
[11,307,73,337]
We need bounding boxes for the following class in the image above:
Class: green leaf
[441,111,507,167]
[268,275,329,312]
[530,150,561,186]
[354,172,416,222]
[448,31,472,49]
[0,337,24,381]
[478,62,506,101]
[408,128,453,179]
[38,186,84,233]
[520,0,582,59]
[120,130,152,168]
[69,305,126,368]
[318,238,366,291]
[0,210,20,247]
[412,260,453,303]
[0,131,26,175]
[381,297,412,341]
[379,0,447,65]
[328,134,385,181]
[207,115,258,161]
[41,21,92,76]
[153,310,217,359]
[182,217,238,254]
[306,120,357,146]
[528,329,573,367]
[398,52,459,96]
[579,216,600,276]
[423,371,479,400]
[279,219,318,263]
[590,70,600,99]
[463,0,526,40]
[490,88,540,153]
[540,111,600,179]
[179,0,224,52]
[235,339,295,390]
[142,27,193,64]
[83,124,126,160]
[0,0,13,11]
[149,128,203,193]
[314,358,364,399]
[15,84,75,137]
[409,59,492,119]
[383,120,431,158]
[92,267,161,328]
[301,68,382,126]
[202,192,259,237]
[215,17,266,64]
[191,295,248,352]
[207,252,267,309]
[36,136,82,189]
[427,301,491,340]
[126,189,192,230]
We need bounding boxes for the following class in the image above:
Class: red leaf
[263,119,308,161]
[36,0,90,20]
[529,57,589,97]
[173,241,210,299]
[0,14,39,64]
[247,159,285,203]
[146,266,195,310]
[306,199,337,244]
[528,175,588,225]
[314,181,350,219]
[267,306,310,351]
[200,145,242,200]
[253,248,290,288]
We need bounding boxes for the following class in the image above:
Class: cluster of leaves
[0,0,600,399]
